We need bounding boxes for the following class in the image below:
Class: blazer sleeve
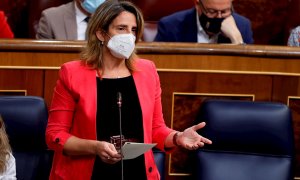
[234,13,254,44]
[46,64,76,152]
[154,20,170,42]
[149,61,174,150]
[36,10,54,39]
[242,18,254,44]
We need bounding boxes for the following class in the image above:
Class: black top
[91,76,146,180]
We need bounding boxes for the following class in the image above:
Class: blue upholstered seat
[153,148,166,180]
[194,99,295,180]
[0,96,53,180]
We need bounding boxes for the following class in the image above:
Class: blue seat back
[153,148,165,180]
[0,96,53,180]
[195,99,295,180]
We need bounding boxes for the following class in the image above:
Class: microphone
[117,92,124,180]
[117,92,122,108]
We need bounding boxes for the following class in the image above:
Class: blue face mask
[81,0,105,14]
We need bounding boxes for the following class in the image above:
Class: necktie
[84,17,90,23]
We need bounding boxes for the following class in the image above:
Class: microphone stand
[117,92,124,180]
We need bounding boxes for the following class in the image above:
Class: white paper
[121,142,156,160]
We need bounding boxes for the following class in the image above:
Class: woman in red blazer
[46,1,212,179]
[0,11,13,38]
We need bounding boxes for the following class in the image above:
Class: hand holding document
[121,142,156,160]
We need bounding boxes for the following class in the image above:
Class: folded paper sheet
[121,142,157,160]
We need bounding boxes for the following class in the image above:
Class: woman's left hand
[176,122,212,150]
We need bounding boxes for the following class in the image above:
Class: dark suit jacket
[154,8,254,44]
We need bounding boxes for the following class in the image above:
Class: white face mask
[107,34,136,59]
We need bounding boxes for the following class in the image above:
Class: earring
[100,41,104,45]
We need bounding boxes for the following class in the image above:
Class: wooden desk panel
[44,70,59,108]
[1,40,300,180]
[0,69,43,96]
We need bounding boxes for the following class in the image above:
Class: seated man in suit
[36,0,104,40]
[154,0,253,44]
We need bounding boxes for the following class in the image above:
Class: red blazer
[46,59,173,180]
[0,11,13,38]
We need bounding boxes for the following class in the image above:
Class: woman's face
[106,11,137,38]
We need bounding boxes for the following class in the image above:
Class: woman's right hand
[95,141,122,164]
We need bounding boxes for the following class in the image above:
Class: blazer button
[148,167,153,173]
[55,138,60,143]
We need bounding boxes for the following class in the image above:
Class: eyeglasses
[198,0,232,18]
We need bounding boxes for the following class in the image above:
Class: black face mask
[199,13,224,35]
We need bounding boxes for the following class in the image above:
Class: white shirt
[0,153,16,180]
[75,2,89,40]
[196,12,218,43]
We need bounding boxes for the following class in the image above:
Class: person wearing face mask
[36,0,104,40]
[46,0,212,179]
[154,0,253,44]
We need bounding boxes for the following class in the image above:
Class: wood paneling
[44,70,59,108]
[1,40,300,179]
[0,0,299,45]
[0,69,43,96]
[234,0,289,44]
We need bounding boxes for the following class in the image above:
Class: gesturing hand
[176,122,212,150]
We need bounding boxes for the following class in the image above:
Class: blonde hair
[0,115,11,174]
[80,0,144,71]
